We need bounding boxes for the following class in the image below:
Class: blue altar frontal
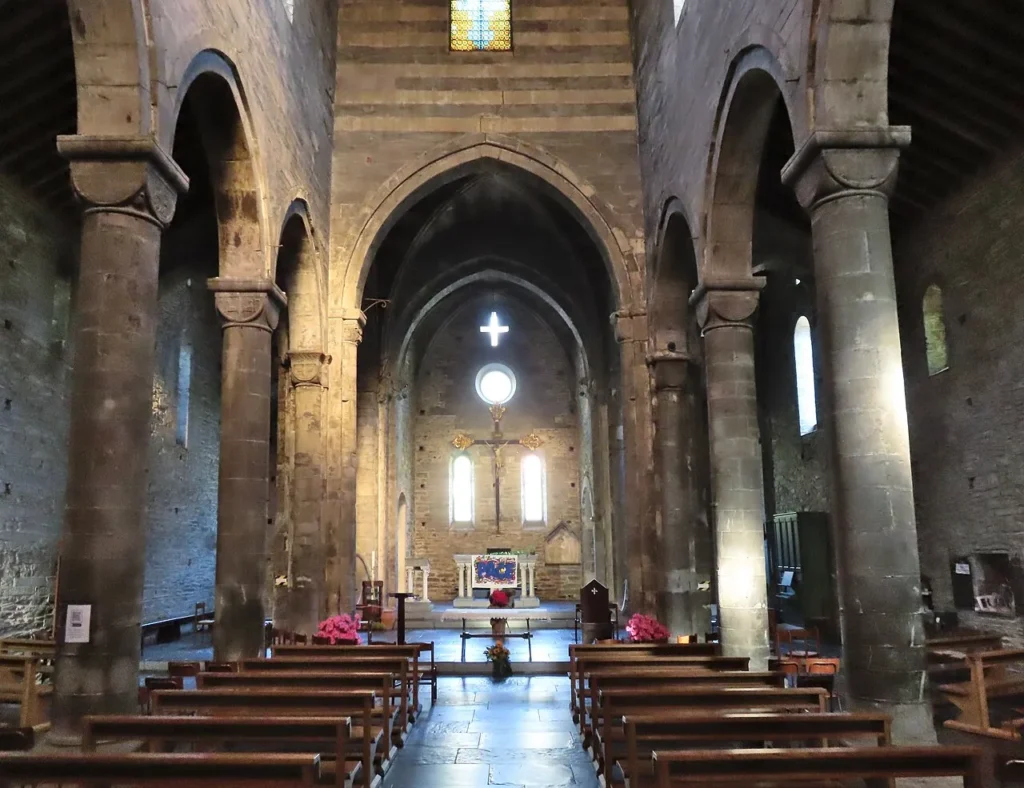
[472,554,518,588]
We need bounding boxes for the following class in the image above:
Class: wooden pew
[594,685,828,777]
[151,688,378,785]
[0,752,321,786]
[0,727,33,751]
[0,656,51,730]
[619,711,891,788]
[581,669,785,739]
[239,656,412,727]
[0,638,56,659]
[569,653,748,723]
[651,745,984,787]
[199,670,408,743]
[940,647,1024,739]
[81,715,357,788]
[271,642,435,707]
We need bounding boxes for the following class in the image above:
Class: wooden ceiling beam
[0,2,68,51]
[890,94,1002,155]
[890,78,1015,147]
[910,11,1024,74]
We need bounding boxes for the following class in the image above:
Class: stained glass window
[923,284,949,376]
[521,453,546,523]
[451,454,474,523]
[451,0,512,52]
[793,317,817,436]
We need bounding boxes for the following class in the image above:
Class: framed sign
[65,604,91,644]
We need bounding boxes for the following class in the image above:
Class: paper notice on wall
[65,605,91,644]
[954,562,971,575]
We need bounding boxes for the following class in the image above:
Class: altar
[453,553,539,608]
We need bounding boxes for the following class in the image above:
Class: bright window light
[794,316,817,436]
[521,453,546,523]
[451,454,474,523]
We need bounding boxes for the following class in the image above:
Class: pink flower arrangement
[316,614,363,645]
[625,613,670,643]
[489,589,510,608]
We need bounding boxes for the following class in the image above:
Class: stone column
[783,128,931,740]
[285,351,327,636]
[49,137,186,739]
[649,352,714,639]
[330,311,364,614]
[409,567,417,597]
[421,567,430,602]
[692,279,770,670]
[209,280,284,660]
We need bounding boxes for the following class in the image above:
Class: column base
[404,600,433,618]
[453,598,490,608]
[517,596,541,608]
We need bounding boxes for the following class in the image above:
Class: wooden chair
[779,659,801,687]
[0,655,51,729]
[579,580,616,643]
[168,661,201,681]
[194,601,214,640]
[356,581,384,642]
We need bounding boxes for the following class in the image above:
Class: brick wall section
[412,301,582,601]
[896,147,1024,645]
[143,264,221,623]
[0,177,75,637]
[330,0,645,285]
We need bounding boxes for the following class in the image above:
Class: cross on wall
[480,312,509,347]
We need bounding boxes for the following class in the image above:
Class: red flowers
[316,614,363,644]
[489,589,510,608]
[625,613,670,643]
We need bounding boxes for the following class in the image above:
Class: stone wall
[897,146,1024,645]
[143,263,221,624]
[0,177,75,636]
[411,300,582,601]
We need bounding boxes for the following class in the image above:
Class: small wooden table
[439,609,551,662]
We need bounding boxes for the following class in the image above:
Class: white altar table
[440,609,553,662]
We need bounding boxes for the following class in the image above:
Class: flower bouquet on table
[315,614,363,645]
[485,643,512,681]
[625,613,670,643]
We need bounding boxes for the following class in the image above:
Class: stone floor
[382,676,598,788]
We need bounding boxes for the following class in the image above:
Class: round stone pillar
[693,280,770,670]
[648,352,713,639]
[783,128,931,740]
[51,136,187,739]
[209,281,284,660]
[285,350,328,636]
[330,311,364,615]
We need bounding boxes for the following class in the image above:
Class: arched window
[282,0,295,23]
[176,343,193,448]
[450,454,474,524]
[521,453,546,524]
[450,0,512,51]
[793,316,817,436]
[673,0,686,24]
[923,284,949,376]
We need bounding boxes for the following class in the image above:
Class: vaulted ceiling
[888,0,1024,226]
[0,0,77,216]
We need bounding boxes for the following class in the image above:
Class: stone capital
[57,135,189,228]
[690,277,765,333]
[611,308,648,344]
[288,351,328,388]
[781,127,912,212]
[647,351,695,392]
[341,308,367,345]
[209,278,286,334]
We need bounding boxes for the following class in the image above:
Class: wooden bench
[0,656,51,730]
[594,685,828,776]
[238,656,413,729]
[651,745,984,787]
[199,670,408,743]
[940,647,1024,739]
[580,669,785,739]
[151,688,379,785]
[0,752,320,786]
[271,642,436,706]
[619,712,890,788]
[0,638,56,659]
[81,715,358,788]
[0,727,33,751]
[570,653,749,723]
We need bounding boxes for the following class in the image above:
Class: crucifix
[452,405,543,534]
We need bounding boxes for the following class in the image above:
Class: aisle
[382,676,598,787]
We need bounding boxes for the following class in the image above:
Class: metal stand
[460,617,533,662]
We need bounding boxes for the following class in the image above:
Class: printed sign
[65,604,91,644]
[954,562,971,575]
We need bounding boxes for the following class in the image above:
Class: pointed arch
[337,135,639,313]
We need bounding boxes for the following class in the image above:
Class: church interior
[2,0,1024,785]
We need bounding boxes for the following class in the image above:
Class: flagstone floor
[382,676,598,788]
